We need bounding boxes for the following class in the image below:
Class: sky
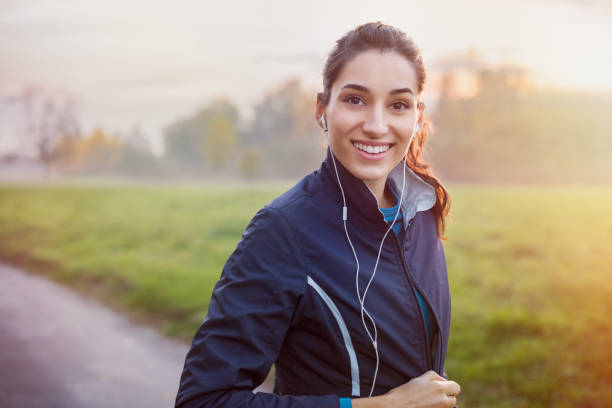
[1,0,611,155]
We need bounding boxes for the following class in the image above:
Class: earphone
[322,110,421,397]
[414,121,422,134]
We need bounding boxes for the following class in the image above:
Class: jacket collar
[319,146,436,230]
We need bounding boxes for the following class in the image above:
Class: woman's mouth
[351,141,393,160]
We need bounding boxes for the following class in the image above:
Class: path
[0,262,189,407]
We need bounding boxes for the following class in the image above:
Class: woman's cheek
[332,112,362,135]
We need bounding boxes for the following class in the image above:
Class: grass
[444,185,612,407]
[1,181,611,407]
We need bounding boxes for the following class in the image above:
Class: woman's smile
[351,140,394,160]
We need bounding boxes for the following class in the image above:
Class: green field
[1,182,611,407]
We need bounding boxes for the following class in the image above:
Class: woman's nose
[362,105,388,136]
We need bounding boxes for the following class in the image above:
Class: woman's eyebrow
[340,83,414,96]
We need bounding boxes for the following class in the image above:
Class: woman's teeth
[352,142,390,154]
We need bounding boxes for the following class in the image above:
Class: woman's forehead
[332,49,419,96]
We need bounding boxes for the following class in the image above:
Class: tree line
[5,68,611,183]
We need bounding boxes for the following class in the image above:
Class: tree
[429,62,612,183]
[163,98,240,174]
[242,78,324,177]
[244,77,324,143]
[205,109,237,169]
[238,146,263,179]
[115,144,166,178]
[17,86,81,175]
[74,127,121,173]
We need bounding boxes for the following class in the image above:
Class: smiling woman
[176,21,460,408]
[316,49,426,208]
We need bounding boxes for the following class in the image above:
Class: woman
[176,22,461,408]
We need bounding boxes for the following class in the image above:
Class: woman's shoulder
[266,170,328,215]
[242,171,322,247]
[230,203,309,290]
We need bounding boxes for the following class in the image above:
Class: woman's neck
[364,179,396,208]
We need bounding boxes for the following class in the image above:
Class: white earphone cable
[325,111,419,397]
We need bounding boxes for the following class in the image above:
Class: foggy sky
[1,0,610,155]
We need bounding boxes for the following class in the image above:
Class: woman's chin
[349,167,390,185]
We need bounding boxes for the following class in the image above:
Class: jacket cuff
[339,397,353,408]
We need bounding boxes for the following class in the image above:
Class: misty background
[1,0,611,184]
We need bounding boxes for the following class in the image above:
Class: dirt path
[0,262,191,407]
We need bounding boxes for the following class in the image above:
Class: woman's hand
[382,370,461,408]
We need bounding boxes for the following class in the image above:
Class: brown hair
[317,21,451,239]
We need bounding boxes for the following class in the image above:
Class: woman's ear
[315,95,327,132]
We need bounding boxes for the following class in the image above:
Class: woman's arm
[175,207,340,408]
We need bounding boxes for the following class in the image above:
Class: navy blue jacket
[176,147,452,407]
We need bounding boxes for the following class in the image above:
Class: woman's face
[317,49,423,190]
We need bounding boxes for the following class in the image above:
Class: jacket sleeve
[175,206,341,408]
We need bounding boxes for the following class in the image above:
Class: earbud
[414,100,425,134]
[414,122,422,134]
[320,115,328,132]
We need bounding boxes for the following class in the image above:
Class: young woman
[176,21,461,408]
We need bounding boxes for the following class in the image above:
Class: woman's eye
[392,101,411,111]
[344,96,364,106]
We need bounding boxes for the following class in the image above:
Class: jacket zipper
[407,219,444,375]
[367,182,443,373]
[390,219,442,373]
